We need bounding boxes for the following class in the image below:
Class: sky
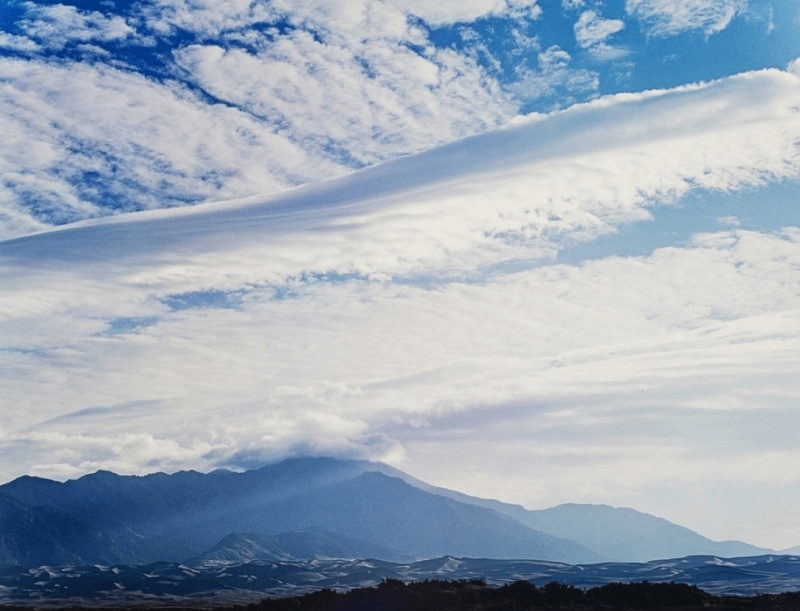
[1,0,800,551]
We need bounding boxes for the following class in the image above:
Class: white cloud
[387,0,541,25]
[161,0,519,165]
[136,0,413,43]
[0,32,40,52]
[1,68,798,295]
[134,0,279,39]
[173,36,513,167]
[0,57,348,238]
[19,2,136,48]
[626,0,748,36]
[1,0,535,238]
[135,0,539,42]
[574,10,626,49]
[508,45,599,104]
[537,45,573,71]
[788,57,800,77]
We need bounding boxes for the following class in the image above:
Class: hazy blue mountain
[189,528,413,566]
[236,471,600,563]
[0,493,137,567]
[512,504,771,562]
[0,458,599,565]
[0,458,772,567]
[344,461,771,562]
[0,458,374,562]
[378,474,772,562]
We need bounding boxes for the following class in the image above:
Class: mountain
[0,493,137,567]
[0,459,373,563]
[241,471,599,563]
[188,528,414,566]
[0,458,599,566]
[0,457,772,568]
[508,504,771,562]
[349,463,773,562]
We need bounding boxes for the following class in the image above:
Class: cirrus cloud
[626,0,748,36]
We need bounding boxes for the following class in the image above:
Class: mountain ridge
[317,460,772,562]
[0,458,598,566]
[0,457,775,568]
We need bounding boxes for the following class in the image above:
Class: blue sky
[1,0,800,550]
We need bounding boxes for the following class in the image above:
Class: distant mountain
[243,471,600,563]
[0,457,771,568]
[374,470,772,562]
[348,464,771,563]
[510,504,771,562]
[189,528,413,566]
[0,458,598,566]
[0,493,137,567]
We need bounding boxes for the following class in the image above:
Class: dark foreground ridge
[3,580,800,611]
[243,579,800,611]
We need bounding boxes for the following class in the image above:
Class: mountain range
[0,458,775,569]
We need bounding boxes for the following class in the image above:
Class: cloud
[134,0,279,39]
[18,2,136,49]
[1,0,534,239]
[0,57,348,238]
[717,215,741,226]
[1,68,798,296]
[388,0,541,25]
[134,0,540,44]
[508,46,599,105]
[2,0,793,248]
[788,57,800,77]
[162,0,520,165]
[172,36,513,167]
[626,0,748,36]
[574,10,626,49]
[0,32,40,52]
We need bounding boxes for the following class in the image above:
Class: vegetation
[238,579,800,611]
[3,579,800,610]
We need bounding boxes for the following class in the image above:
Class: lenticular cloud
[5,68,797,286]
